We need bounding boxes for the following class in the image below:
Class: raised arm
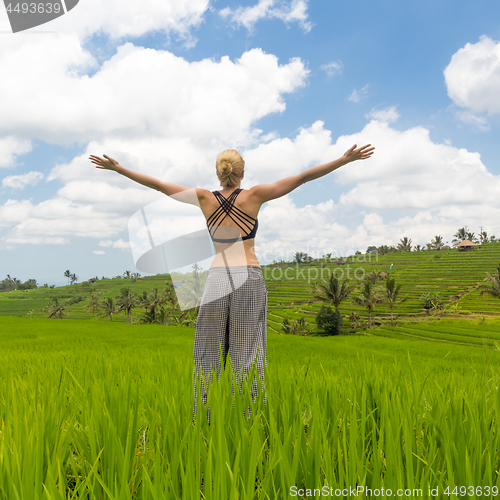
[249,144,374,204]
[89,154,209,204]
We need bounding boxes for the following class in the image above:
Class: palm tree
[479,231,490,244]
[419,292,443,311]
[377,245,396,255]
[47,298,67,319]
[163,282,180,325]
[64,270,71,285]
[348,312,362,329]
[429,235,445,250]
[452,227,467,245]
[70,273,78,285]
[466,231,478,243]
[86,293,101,320]
[179,270,206,315]
[313,274,352,311]
[155,308,171,325]
[143,288,167,315]
[478,263,500,302]
[385,278,405,326]
[139,309,157,324]
[123,270,132,279]
[99,297,117,321]
[413,244,422,252]
[281,317,311,336]
[397,237,412,252]
[176,310,198,327]
[294,252,307,264]
[116,286,137,324]
[352,280,384,329]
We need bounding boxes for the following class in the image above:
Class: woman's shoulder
[195,188,214,199]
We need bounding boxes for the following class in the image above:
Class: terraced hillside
[1,244,499,341]
[263,243,500,333]
[368,319,500,346]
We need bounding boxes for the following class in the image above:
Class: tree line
[46,265,206,326]
[0,275,53,291]
[366,227,497,255]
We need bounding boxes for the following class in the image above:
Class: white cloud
[256,195,349,260]
[444,35,500,126]
[366,106,399,124]
[320,61,343,77]
[0,43,309,248]
[112,239,130,249]
[444,35,500,114]
[0,199,34,228]
[456,110,490,131]
[220,0,312,33]
[0,41,308,144]
[0,137,32,168]
[6,235,70,245]
[2,171,43,189]
[241,120,335,185]
[239,116,500,256]
[2,197,128,244]
[336,120,499,210]
[4,111,499,258]
[93,250,106,255]
[348,84,369,103]
[0,0,209,42]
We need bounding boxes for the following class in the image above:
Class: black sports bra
[206,188,258,243]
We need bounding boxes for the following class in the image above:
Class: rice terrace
[1,243,500,499]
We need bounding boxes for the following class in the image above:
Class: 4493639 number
[5,2,62,14]
[444,486,498,496]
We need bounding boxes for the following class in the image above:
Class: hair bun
[218,158,233,178]
[216,149,244,187]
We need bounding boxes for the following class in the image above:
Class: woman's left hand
[89,154,122,172]
[342,144,375,163]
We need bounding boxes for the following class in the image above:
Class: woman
[90,143,375,418]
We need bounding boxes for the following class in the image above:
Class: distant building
[454,239,478,252]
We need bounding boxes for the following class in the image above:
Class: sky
[1,0,500,286]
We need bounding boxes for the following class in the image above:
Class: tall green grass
[1,317,500,499]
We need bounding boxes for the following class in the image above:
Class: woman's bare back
[198,188,262,268]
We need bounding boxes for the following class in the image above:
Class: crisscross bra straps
[206,188,258,243]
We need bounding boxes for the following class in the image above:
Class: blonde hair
[216,149,244,187]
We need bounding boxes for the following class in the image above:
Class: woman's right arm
[90,154,210,204]
[250,143,374,204]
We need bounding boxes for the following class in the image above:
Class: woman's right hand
[342,144,375,163]
[89,154,122,172]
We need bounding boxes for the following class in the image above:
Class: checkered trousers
[193,265,267,417]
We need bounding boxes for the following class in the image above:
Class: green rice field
[1,316,500,499]
[1,246,500,498]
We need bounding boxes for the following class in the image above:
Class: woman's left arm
[90,154,208,202]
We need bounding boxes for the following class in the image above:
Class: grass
[1,317,500,498]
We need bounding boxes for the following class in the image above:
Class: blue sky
[1,0,500,286]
